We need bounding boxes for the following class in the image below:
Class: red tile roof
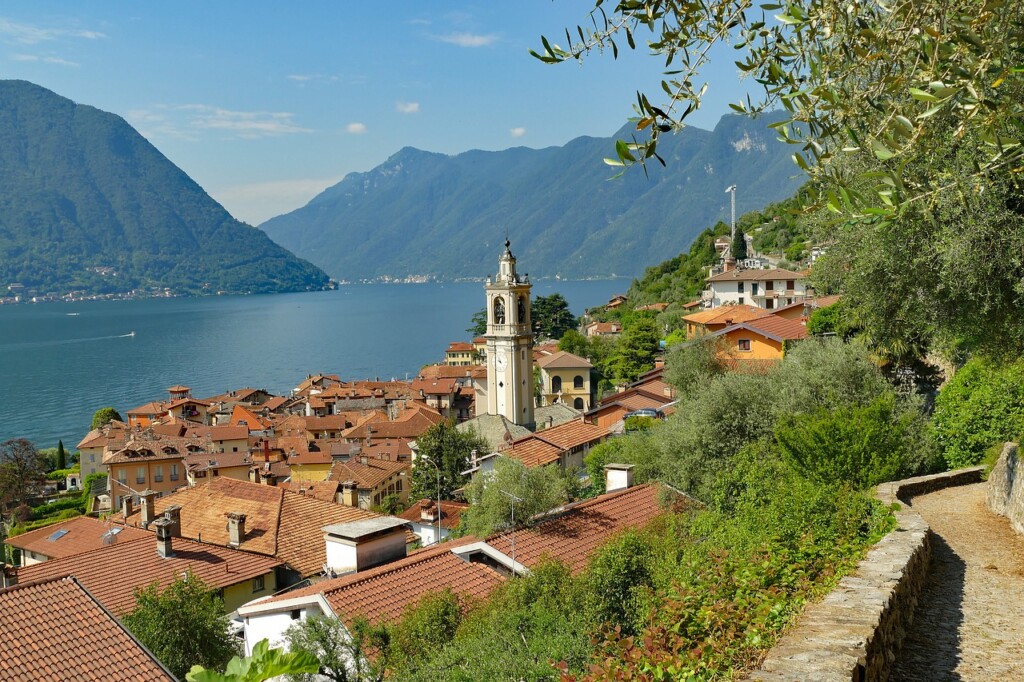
[5,516,149,561]
[706,267,805,282]
[446,342,474,352]
[717,315,809,342]
[535,350,593,370]
[683,304,771,326]
[0,576,175,681]
[504,419,610,467]
[18,535,281,616]
[329,458,409,490]
[398,499,469,530]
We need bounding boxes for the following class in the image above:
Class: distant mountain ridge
[260,112,804,282]
[0,80,329,296]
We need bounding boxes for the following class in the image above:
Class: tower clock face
[495,354,507,371]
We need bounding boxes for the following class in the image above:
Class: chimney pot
[121,495,134,518]
[604,463,635,492]
[226,512,247,547]
[360,455,368,466]
[140,490,157,528]
[153,518,175,558]
[163,505,182,537]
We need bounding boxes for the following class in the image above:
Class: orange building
[711,315,809,361]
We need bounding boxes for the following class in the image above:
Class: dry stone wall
[986,442,1023,535]
[748,467,984,682]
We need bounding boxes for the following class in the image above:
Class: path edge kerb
[748,466,985,682]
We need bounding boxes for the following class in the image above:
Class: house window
[154,465,163,483]
[574,397,585,410]
[252,576,265,593]
[766,280,774,291]
[552,376,562,393]
[738,339,752,352]
[117,469,127,485]
[786,280,795,290]
[752,283,759,296]
[766,299,774,310]
[136,467,145,485]
[290,609,301,621]
[89,453,95,463]
[737,282,744,293]
[738,297,745,305]
[170,464,179,481]
[573,375,584,390]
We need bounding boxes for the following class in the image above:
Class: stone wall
[748,467,984,682]
[987,442,1023,535]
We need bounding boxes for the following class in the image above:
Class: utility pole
[725,184,737,239]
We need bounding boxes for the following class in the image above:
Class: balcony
[154,475,163,483]
[486,323,531,336]
[135,477,145,485]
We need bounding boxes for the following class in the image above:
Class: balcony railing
[487,323,531,336]
[135,477,145,485]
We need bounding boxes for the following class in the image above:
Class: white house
[705,267,809,310]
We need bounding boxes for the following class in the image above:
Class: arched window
[518,296,527,325]
[493,297,505,324]
[552,376,562,393]
[574,397,585,410]
[573,375,584,390]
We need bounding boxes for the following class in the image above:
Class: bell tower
[485,240,535,427]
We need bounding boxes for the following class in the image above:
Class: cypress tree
[731,228,748,260]
[56,440,66,470]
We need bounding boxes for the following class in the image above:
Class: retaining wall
[748,467,984,682]
[987,442,1023,535]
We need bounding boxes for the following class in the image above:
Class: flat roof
[323,517,410,541]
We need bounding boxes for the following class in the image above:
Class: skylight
[47,529,70,542]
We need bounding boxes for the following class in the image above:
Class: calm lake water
[0,280,626,448]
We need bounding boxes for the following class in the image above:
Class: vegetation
[410,420,489,501]
[122,572,240,680]
[460,457,579,538]
[284,615,391,682]
[0,438,47,514]
[0,81,329,297]
[531,293,576,340]
[730,228,747,261]
[186,639,318,682]
[91,407,123,430]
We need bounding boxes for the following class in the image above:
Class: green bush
[933,357,1024,468]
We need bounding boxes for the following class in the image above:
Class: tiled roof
[5,516,149,561]
[398,499,469,530]
[637,302,670,312]
[329,458,409,490]
[305,414,357,431]
[262,396,289,412]
[115,477,409,578]
[264,483,672,624]
[534,402,582,428]
[706,267,805,282]
[184,450,252,472]
[456,414,532,452]
[446,342,474,352]
[18,535,281,616]
[504,419,610,468]
[418,364,482,380]
[716,315,809,342]
[0,576,175,681]
[683,304,771,326]
[126,401,166,416]
[410,377,460,395]
[535,350,593,370]
[277,479,340,504]
[231,404,272,430]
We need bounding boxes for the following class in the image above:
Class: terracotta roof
[637,302,669,312]
[410,377,460,395]
[184,450,252,472]
[104,443,190,465]
[231,404,272,430]
[706,267,805,282]
[504,419,610,467]
[329,458,409,490]
[18,535,281,616]
[115,477,409,578]
[304,414,357,431]
[167,384,191,392]
[166,397,211,409]
[343,406,443,441]
[418,364,483,380]
[5,516,150,561]
[398,499,469,530]
[0,576,175,681]
[126,401,166,416]
[535,350,593,370]
[716,315,809,342]
[263,483,672,624]
[586,321,622,334]
[446,342,474,352]
[277,479,340,504]
[207,425,250,441]
[683,304,771,326]
[262,396,289,412]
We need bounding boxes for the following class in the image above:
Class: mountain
[0,80,329,296]
[260,112,804,282]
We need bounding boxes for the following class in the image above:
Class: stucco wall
[749,467,984,682]
[986,442,1023,535]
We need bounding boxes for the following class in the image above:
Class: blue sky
[0,2,751,224]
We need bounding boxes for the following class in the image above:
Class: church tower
[485,240,535,428]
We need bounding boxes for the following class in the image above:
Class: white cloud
[0,18,105,45]
[125,105,311,140]
[287,73,339,84]
[510,127,526,138]
[346,122,367,134]
[287,74,314,82]
[213,175,345,225]
[10,53,79,67]
[433,32,498,48]
[396,101,420,114]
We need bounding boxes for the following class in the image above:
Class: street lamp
[724,184,737,239]
[499,489,523,577]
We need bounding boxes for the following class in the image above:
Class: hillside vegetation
[0,80,329,296]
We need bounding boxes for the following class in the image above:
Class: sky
[0,2,752,225]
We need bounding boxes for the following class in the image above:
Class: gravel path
[891,482,1024,681]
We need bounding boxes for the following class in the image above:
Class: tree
[411,420,489,501]
[91,406,122,430]
[284,615,390,682]
[730,228,747,261]
[532,293,576,340]
[55,440,66,470]
[122,572,240,680]
[466,308,487,337]
[558,329,590,358]
[0,439,47,513]
[461,456,577,538]
[603,315,660,384]
[664,335,727,393]
[186,639,318,682]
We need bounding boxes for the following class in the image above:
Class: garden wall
[748,466,984,682]
[986,442,1023,535]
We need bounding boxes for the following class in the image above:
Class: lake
[0,280,627,448]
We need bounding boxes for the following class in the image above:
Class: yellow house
[711,315,809,362]
[536,351,595,412]
[445,342,475,366]
[289,448,334,483]
[329,456,410,510]
[106,445,187,511]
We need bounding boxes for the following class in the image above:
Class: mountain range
[0,80,328,296]
[260,112,805,282]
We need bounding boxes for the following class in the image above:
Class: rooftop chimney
[153,518,174,558]
[263,471,278,486]
[226,512,246,547]
[420,499,438,523]
[322,517,411,573]
[140,490,157,528]
[604,463,635,492]
[724,257,736,273]
[121,495,134,519]
[163,505,182,538]
[360,455,368,466]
